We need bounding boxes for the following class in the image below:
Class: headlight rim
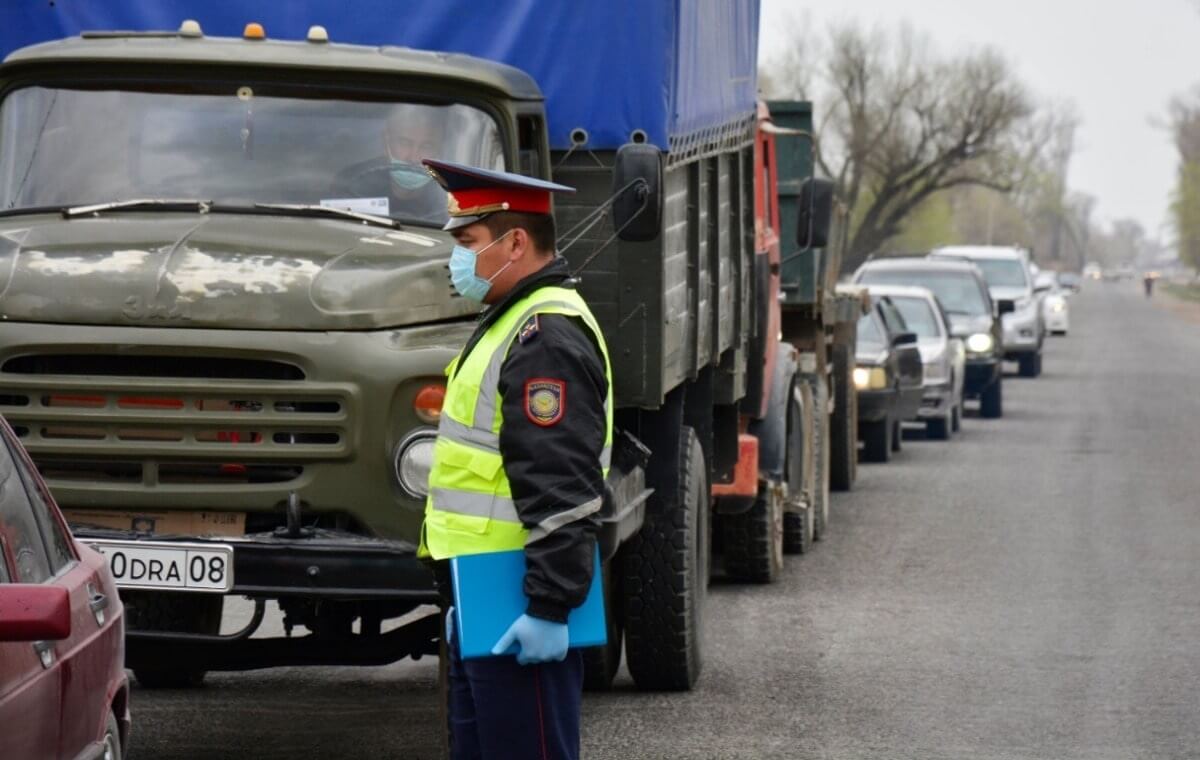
[393,427,438,499]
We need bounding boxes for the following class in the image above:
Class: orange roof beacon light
[243,23,266,40]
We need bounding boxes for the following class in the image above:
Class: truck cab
[0,26,547,685]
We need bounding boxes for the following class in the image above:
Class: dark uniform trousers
[448,627,583,760]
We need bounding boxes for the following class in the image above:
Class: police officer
[418,159,611,760]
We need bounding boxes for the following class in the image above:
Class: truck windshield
[971,259,1030,289]
[859,269,990,316]
[0,86,505,227]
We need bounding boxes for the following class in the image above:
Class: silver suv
[931,246,1044,378]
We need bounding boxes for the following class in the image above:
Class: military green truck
[0,4,811,692]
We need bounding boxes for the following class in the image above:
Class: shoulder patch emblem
[525,378,565,426]
[518,314,540,344]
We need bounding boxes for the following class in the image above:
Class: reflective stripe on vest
[420,285,614,560]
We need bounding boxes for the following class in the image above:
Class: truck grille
[0,354,354,487]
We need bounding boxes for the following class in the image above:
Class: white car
[861,284,965,440]
[1034,271,1070,335]
[931,246,1045,378]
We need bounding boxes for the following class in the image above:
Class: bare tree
[764,21,1033,271]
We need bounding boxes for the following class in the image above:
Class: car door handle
[89,592,109,613]
[87,584,109,626]
[33,640,54,669]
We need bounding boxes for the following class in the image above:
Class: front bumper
[73,526,438,602]
[1002,310,1040,354]
[1045,310,1069,332]
[916,381,954,418]
[963,358,1001,397]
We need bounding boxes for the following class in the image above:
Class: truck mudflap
[73,526,439,602]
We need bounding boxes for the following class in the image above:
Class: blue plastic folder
[450,546,606,659]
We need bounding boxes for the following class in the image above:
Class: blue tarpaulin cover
[0,0,759,151]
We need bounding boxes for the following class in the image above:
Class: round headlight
[965,333,994,354]
[853,367,871,389]
[394,430,436,498]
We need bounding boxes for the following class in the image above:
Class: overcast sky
[758,0,1200,239]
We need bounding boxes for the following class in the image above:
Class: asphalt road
[128,284,1200,760]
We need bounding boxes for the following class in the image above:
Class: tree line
[760,20,1162,274]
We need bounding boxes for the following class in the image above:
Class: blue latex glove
[491,613,569,665]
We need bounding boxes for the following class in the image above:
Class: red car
[0,418,129,760]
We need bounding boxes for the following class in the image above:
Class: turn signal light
[413,384,446,424]
[243,23,266,40]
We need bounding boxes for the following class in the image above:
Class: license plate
[85,540,233,593]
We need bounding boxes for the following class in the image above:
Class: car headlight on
[1051,301,1066,313]
[965,333,994,354]
[853,366,888,390]
[394,429,437,498]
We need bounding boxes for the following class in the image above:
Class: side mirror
[612,142,662,242]
[0,584,71,642]
[996,299,1016,316]
[796,177,834,249]
[891,331,918,347]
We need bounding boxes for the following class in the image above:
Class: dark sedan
[854,257,1012,419]
[853,295,924,462]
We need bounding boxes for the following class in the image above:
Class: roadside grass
[1163,282,1200,303]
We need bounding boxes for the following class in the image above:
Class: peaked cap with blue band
[422,158,576,231]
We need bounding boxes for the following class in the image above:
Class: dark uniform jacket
[442,257,607,624]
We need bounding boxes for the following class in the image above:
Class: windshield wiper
[63,199,212,218]
[253,202,399,229]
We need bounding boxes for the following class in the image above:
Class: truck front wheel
[582,556,624,690]
[622,425,707,691]
[128,591,222,688]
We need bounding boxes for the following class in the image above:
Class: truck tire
[981,377,1004,418]
[623,426,707,691]
[829,342,857,492]
[783,387,813,555]
[722,486,784,583]
[128,592,222,688]
[811,377,831,541]
[891,420,903,453]
[1018,352,1041,378]
[583,556,624,690]
[861,417,891,463]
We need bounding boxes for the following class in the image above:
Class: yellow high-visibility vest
[419,285,613,560]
